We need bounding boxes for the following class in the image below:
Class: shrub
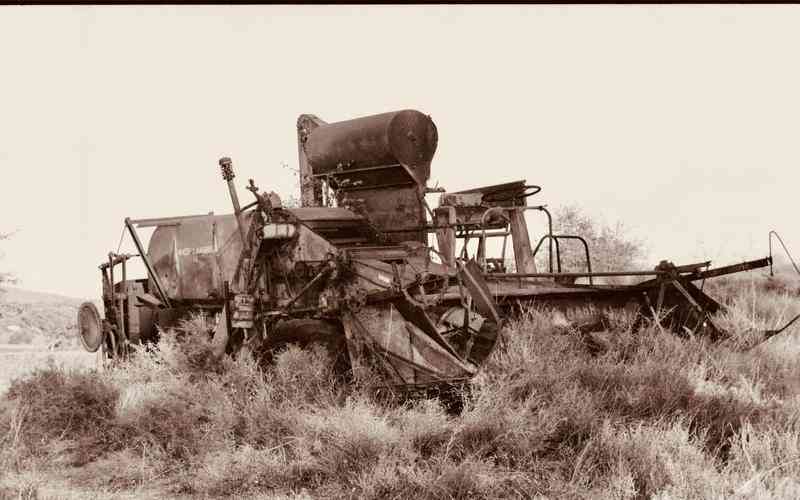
[4,369,118,458]
[539,204,646,274]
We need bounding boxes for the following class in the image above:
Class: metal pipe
[99,267,110,301]
[219,157,247,245]
[687,257,771,280]
[554,238,562,273]
[130,213,214,228]
[99,253,140,270]
[108,253,115,295]
[528,206,555,273]
[283,265,333,310]
[552,235,593,284]
[240,200,259,212]
[118,257,127,348]
[488,257,772,281]
[487,270,664,279]
[124,217,171,308]
[769,231,800,277]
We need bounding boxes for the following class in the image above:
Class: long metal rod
[118,258,128,346]
[488,257,772,281]
[130,213,214,228]
[487,270,664,279]
[687,257,771,280]
[124,217,171,308]
[283,267,332,310]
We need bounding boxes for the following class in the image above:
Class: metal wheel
[77,302,104,353]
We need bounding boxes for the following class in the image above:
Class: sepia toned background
[2,5,799,299]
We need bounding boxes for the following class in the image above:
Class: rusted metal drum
[304,109,438,183]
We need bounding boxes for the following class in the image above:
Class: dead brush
[3,368,118,461]
[0,400,29,473]
[300,397,403,484]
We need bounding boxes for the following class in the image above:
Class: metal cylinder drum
[303,109,438,183]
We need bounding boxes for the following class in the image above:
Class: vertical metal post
[509,208,537,274]
[118,256,127,348]
[477,234,486,270]
[100,267,110,301]
[434,206,456,266]
[296,115,326,207]
[108,254,115,295]
[538,207,555,273]
[219,157,247,245]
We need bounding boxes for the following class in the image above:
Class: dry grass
[0,346,96,395]
[1,275,800,499]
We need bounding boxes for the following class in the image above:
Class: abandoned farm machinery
[77,109,778,389]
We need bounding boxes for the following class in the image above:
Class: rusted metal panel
[344,303,475,385]
[339,184,427,244]
[147,213,247,301]
[286,207,363,221]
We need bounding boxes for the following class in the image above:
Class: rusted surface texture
[296,114,327,207]
[343,303,476,385]
[147,213,248,301]
[453,180,534,207]
[303,109,437,185]
[339,185,427,244]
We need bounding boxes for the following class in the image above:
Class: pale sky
[2,5,799,299]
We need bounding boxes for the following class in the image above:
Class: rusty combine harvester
[77,109,776,390]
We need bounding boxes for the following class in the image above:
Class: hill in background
[0,287,86,348]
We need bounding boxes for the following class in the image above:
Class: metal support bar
[487,270,664,279]
[487,257,771,282]
[283,265,333,311]
[508,208,537,274]
[553,235,593,284]
[99,253,138,270]
[130,213,214,228]
[124,217,171,308]
[118,257,128,350]
[533,234,592,278]
[219,157,248,245]
[686,257,771,280]
[670,280,702,312]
